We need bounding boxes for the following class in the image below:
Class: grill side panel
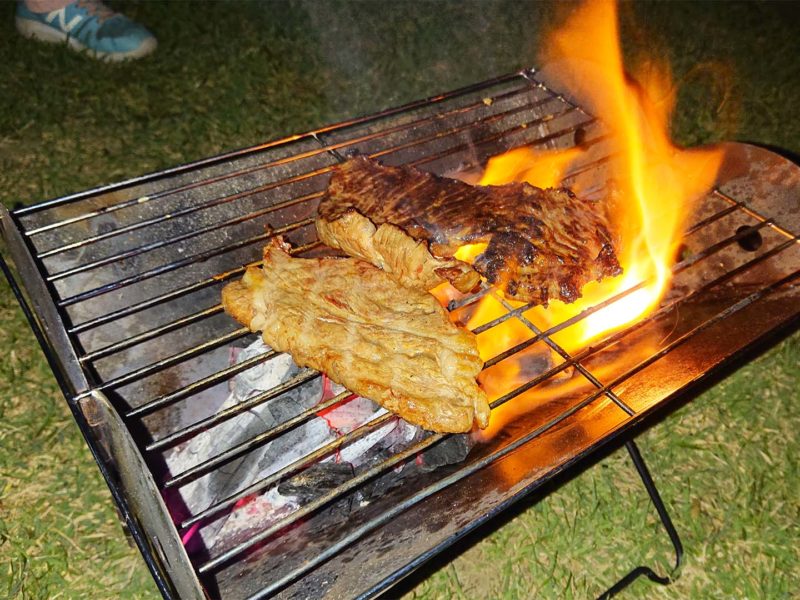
[0,205,88,394]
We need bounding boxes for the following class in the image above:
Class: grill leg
[596,440,684,600]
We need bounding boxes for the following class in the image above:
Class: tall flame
[526,0,723,348]
[462,0,722,360]
[442,0,724,437]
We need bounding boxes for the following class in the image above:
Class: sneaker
[15,0,157,62]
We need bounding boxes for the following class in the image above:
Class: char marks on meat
[317,156,622,305]
[221,238,489,434]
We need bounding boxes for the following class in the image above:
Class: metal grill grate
[2,69,799,600]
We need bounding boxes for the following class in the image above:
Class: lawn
[0,1,798,599]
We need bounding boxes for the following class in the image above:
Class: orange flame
[532,0,723,347]
[480,146,583,189]
[448,0,725,437]
[465,0,721,357]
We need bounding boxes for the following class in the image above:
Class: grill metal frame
[2,68,799,600]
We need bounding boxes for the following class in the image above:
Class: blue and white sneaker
[15,0,157,62]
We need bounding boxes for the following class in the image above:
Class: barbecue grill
[2,69,798,600]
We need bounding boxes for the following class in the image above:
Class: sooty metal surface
[1,69,799,600]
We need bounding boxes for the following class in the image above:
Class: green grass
[0,1,798,599]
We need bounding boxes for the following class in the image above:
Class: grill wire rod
[3,65,799,600]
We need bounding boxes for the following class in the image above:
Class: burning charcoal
[209,487,301,555]
[337,412,420,467]
[518,350,556,381]
[168,340,329,548]
[169,338,437,554]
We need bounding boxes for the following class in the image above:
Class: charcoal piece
[359,460,411,500]
[418,433,473,471]
[278,462,357,524]
[201,352,330,509]
[278,463,355,504]
[358,431,477,501]
[169,343,331,553]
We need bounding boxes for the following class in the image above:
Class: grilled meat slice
[222,238,489,433]
[317,156,622,305]
[316,209,481,293]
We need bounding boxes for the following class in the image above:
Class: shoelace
[75,0,115,23]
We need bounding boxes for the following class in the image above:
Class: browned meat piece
[317,156,622,305]
[222,238,489,433]
[316,209,481,293]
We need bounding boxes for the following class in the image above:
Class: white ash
[167,338,419,551]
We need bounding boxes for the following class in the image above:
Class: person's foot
[15,0,157,62]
